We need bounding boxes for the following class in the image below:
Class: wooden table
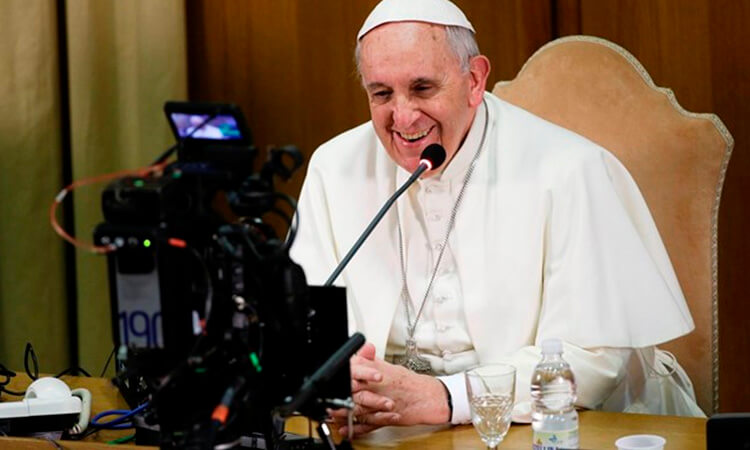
[2,375,706,449]
[307,411,706,449]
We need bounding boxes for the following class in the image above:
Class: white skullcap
[357,0,475,41]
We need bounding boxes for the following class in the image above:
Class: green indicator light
[195,368,206,374]
[249,352,262,372]
[143,239,152,248]
[133,179,145,187]
[172,171,182,179]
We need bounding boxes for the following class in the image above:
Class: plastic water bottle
[531,338,579,450]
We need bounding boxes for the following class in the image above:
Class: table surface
[1,374,707,449]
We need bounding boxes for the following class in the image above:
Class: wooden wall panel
[454,0,554,82]
[577,0,714,111]
[708,0,750,414]
[553,0,582,36]
[186,0,749,413]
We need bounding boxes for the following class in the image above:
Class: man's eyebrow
[365,82,390,91]
[411,77,437,86]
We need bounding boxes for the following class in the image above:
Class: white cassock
[290,92,704,423]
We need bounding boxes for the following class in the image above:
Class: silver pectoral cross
[394,337,432,374]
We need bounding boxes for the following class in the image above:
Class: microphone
[418,143,447,172]
[278,332,366,417]
[324,144,447,286]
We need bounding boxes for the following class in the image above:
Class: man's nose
[392,97,420,128]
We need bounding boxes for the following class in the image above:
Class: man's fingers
[326,389,395,428]
[356,342,377,360]
[350,360,382,383]
[353,390,394,411]
[358,411,401,426]
[338,412,401,436]
[326,406,377,421]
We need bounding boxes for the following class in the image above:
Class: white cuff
[437,373,470,425]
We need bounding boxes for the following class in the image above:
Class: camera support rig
[93,102,355,449]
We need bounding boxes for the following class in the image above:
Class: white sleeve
[440,344,630,425]
[288,155,343,287]
[437,372,469,425]
[538,150,692,348]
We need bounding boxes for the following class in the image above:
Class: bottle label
[532,427,579,450]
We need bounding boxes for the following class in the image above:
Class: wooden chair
[493,35,733,414]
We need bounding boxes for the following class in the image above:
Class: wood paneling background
[186,0,749,413]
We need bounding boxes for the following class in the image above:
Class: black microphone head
[419,144,446,171]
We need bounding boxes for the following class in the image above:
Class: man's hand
[328,342,451,437]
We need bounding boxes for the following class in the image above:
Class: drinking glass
[465,364,516,449]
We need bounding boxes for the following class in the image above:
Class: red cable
[49,160,170,254]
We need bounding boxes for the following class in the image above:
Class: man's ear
[467,55,491,107]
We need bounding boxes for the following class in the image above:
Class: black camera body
[94,102,350,449]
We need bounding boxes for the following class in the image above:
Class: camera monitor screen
[164,101,252,147]
[169,113,242,140]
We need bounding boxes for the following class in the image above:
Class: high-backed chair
[493,35,733,414]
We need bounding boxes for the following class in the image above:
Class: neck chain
[394,99,489,374]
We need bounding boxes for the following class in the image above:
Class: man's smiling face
[358,22,486,176]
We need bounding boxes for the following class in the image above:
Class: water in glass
[466,364,516,449]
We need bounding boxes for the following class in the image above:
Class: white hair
[355,24,479,76]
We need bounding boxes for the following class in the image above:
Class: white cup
[615,434,666,450]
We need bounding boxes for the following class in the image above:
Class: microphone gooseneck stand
[324,144,447,286]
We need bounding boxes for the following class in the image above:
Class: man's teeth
[399,129,430,142]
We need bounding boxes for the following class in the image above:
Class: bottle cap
[541,338,563,355]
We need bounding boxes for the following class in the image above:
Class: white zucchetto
[357,0,475,40]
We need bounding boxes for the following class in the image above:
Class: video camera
[93,102,354,449]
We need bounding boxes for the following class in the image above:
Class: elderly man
[290,0,700,437]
